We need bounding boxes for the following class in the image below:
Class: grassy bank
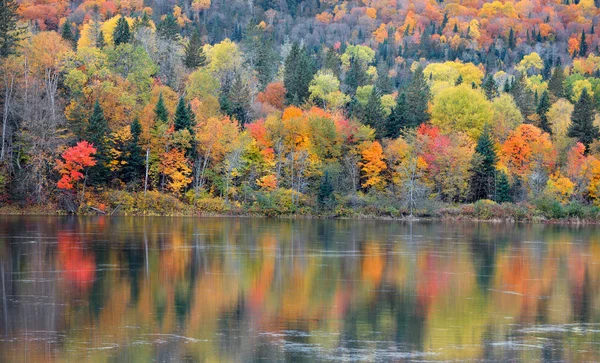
[2,190,600,224]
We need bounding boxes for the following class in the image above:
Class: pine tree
[536,90,552,134]
[363,87,385,135]
[375,63,393,94]
[508,28,516,49]
[568,88,599,151]
[284,43,314,105]
[113,16,131,46]
[495,170,511,203]
[60,21,74,46]
[0,0,22,58]
[548,66,565,98]
[155,93,169,125]
[482,75,497,100]
[345,56,368,95]
[96,30,106,48]
[580,30,588,56]
[122,118,145,183]
[510,74,536,118]
[184,29,206,69]
[470,125,497,201]
[385,92,407,138]
[455,74,463,85]
[86,100,111,184]
[157,13,180,41]
[317,170,335,209]
[255,35,278,89]
[404,67,431,128]
[174,96,192,132]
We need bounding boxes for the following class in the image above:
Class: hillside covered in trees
[3,0,600,218]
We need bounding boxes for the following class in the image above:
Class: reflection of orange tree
[57,231,96,291]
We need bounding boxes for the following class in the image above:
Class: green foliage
[0,0,22,58]
[317,171,335,209]
[113,16,131,46]
[471,126,497,201]
[495,170,511,203]
[536,90,552,134]
[86,100,111,185]
[121,118,145,184]
[385,92,407,138]
[568,87,599,151]
[404,67,431,128]
[548,66,565,98]
[157,13,179,41]
[184,29,206,69]
[155,93,169,125]
[284,43,315,105]
[174,96,192,132]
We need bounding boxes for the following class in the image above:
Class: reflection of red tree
[417,251,451,316]
[58,232,96,291]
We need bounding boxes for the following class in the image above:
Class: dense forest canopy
[3,0,600,216]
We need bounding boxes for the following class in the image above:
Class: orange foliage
[500,124,555,178]
[55,141,97,190]
[257,82,286,110]
[359,141,387,188]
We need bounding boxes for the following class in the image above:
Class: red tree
[56,141,97,190]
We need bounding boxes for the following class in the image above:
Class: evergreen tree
[317,170,335,209]
[568,88,599,151]
[404,67,431,128]
[60,21,74,46]
[536,90,552,134]
[375,63,393,94]
[510,74,536,118]
[508,27,516,49]
[157,13,180,41]
[155,93,169,125]
[470,125,497,201]
[255,35,279,89]
[96,30,106,48]
[324,49,342,77]
[455,74,463,85]
[86,100,111,184]
[0,0,22,58]
[345,56,369,95]
[385,92,407,138]
[482,75,497,100]
[221,72,251,124]
[495,170,511,203]
[580,30,588,56]
[363,87,385,135]
[174,96,192,132]
[113,16,131,46]
[122,118,145,183]
[548,66,565,98]
[283,43,314,105]
[184,29,206,69]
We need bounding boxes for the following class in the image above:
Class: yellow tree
[359,140,386,189]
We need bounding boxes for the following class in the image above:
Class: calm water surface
[0,216,599,362]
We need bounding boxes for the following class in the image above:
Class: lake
[0,216,599,362]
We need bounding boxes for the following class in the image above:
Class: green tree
[495,170,511,203]
[61,21,75,47]
[284,43,314,105]
[86,100,111,184]
[122,118,145,183]
[317,170,335,209]
[155,93,169,125]
[580,30,588,57]
[482,75,497,100]
[96,30,106,48]
[344,56,369,95]
[174,96,192,132]
[0,0,21,58]
[157,13,180,41]
[509,74,535,118]
[184,29,206,69]
[470,125,497,201]
[113,16,131,46]
[363,87,385,136]
[568,87,599,152]
[548,66,565,98]
[508,27,516,49]
[536,90,552,134]
[404,67,431,128]
[386,92,407,138]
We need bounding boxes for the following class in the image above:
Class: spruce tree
[482,75,497,100]
[470,125,497,201]
[508,28,516,49]
[0,0,22,58]
[345,56,368,95]
[157,13,180,41]
[174,96,192,132]
[113,16,131,46]
[155,93,169,125]
[548,66,565,98]
[255,35,278,89]
[536,90,552,134]
[61,21,74,46]
[375,63,394,94]
[317,170,335,209]
[580,30,588,56]
[495,170,511,203]
[363,87,385,135]
[385,92,407,138]
[86,100,111,184]
[184,29,206,69]
[404,67,431,128]
[122,118,145,183]
[455,74,463,86]
[283,43,314,105]
[568,88,599,151]
[96,30,106,48]
[510,74,536,118]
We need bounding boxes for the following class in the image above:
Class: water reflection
[0,216,599,362]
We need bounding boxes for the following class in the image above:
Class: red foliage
[55,141,97,190]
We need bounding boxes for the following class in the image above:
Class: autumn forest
[3,0,600,218]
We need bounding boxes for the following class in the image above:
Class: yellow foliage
[359,141,387,189]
